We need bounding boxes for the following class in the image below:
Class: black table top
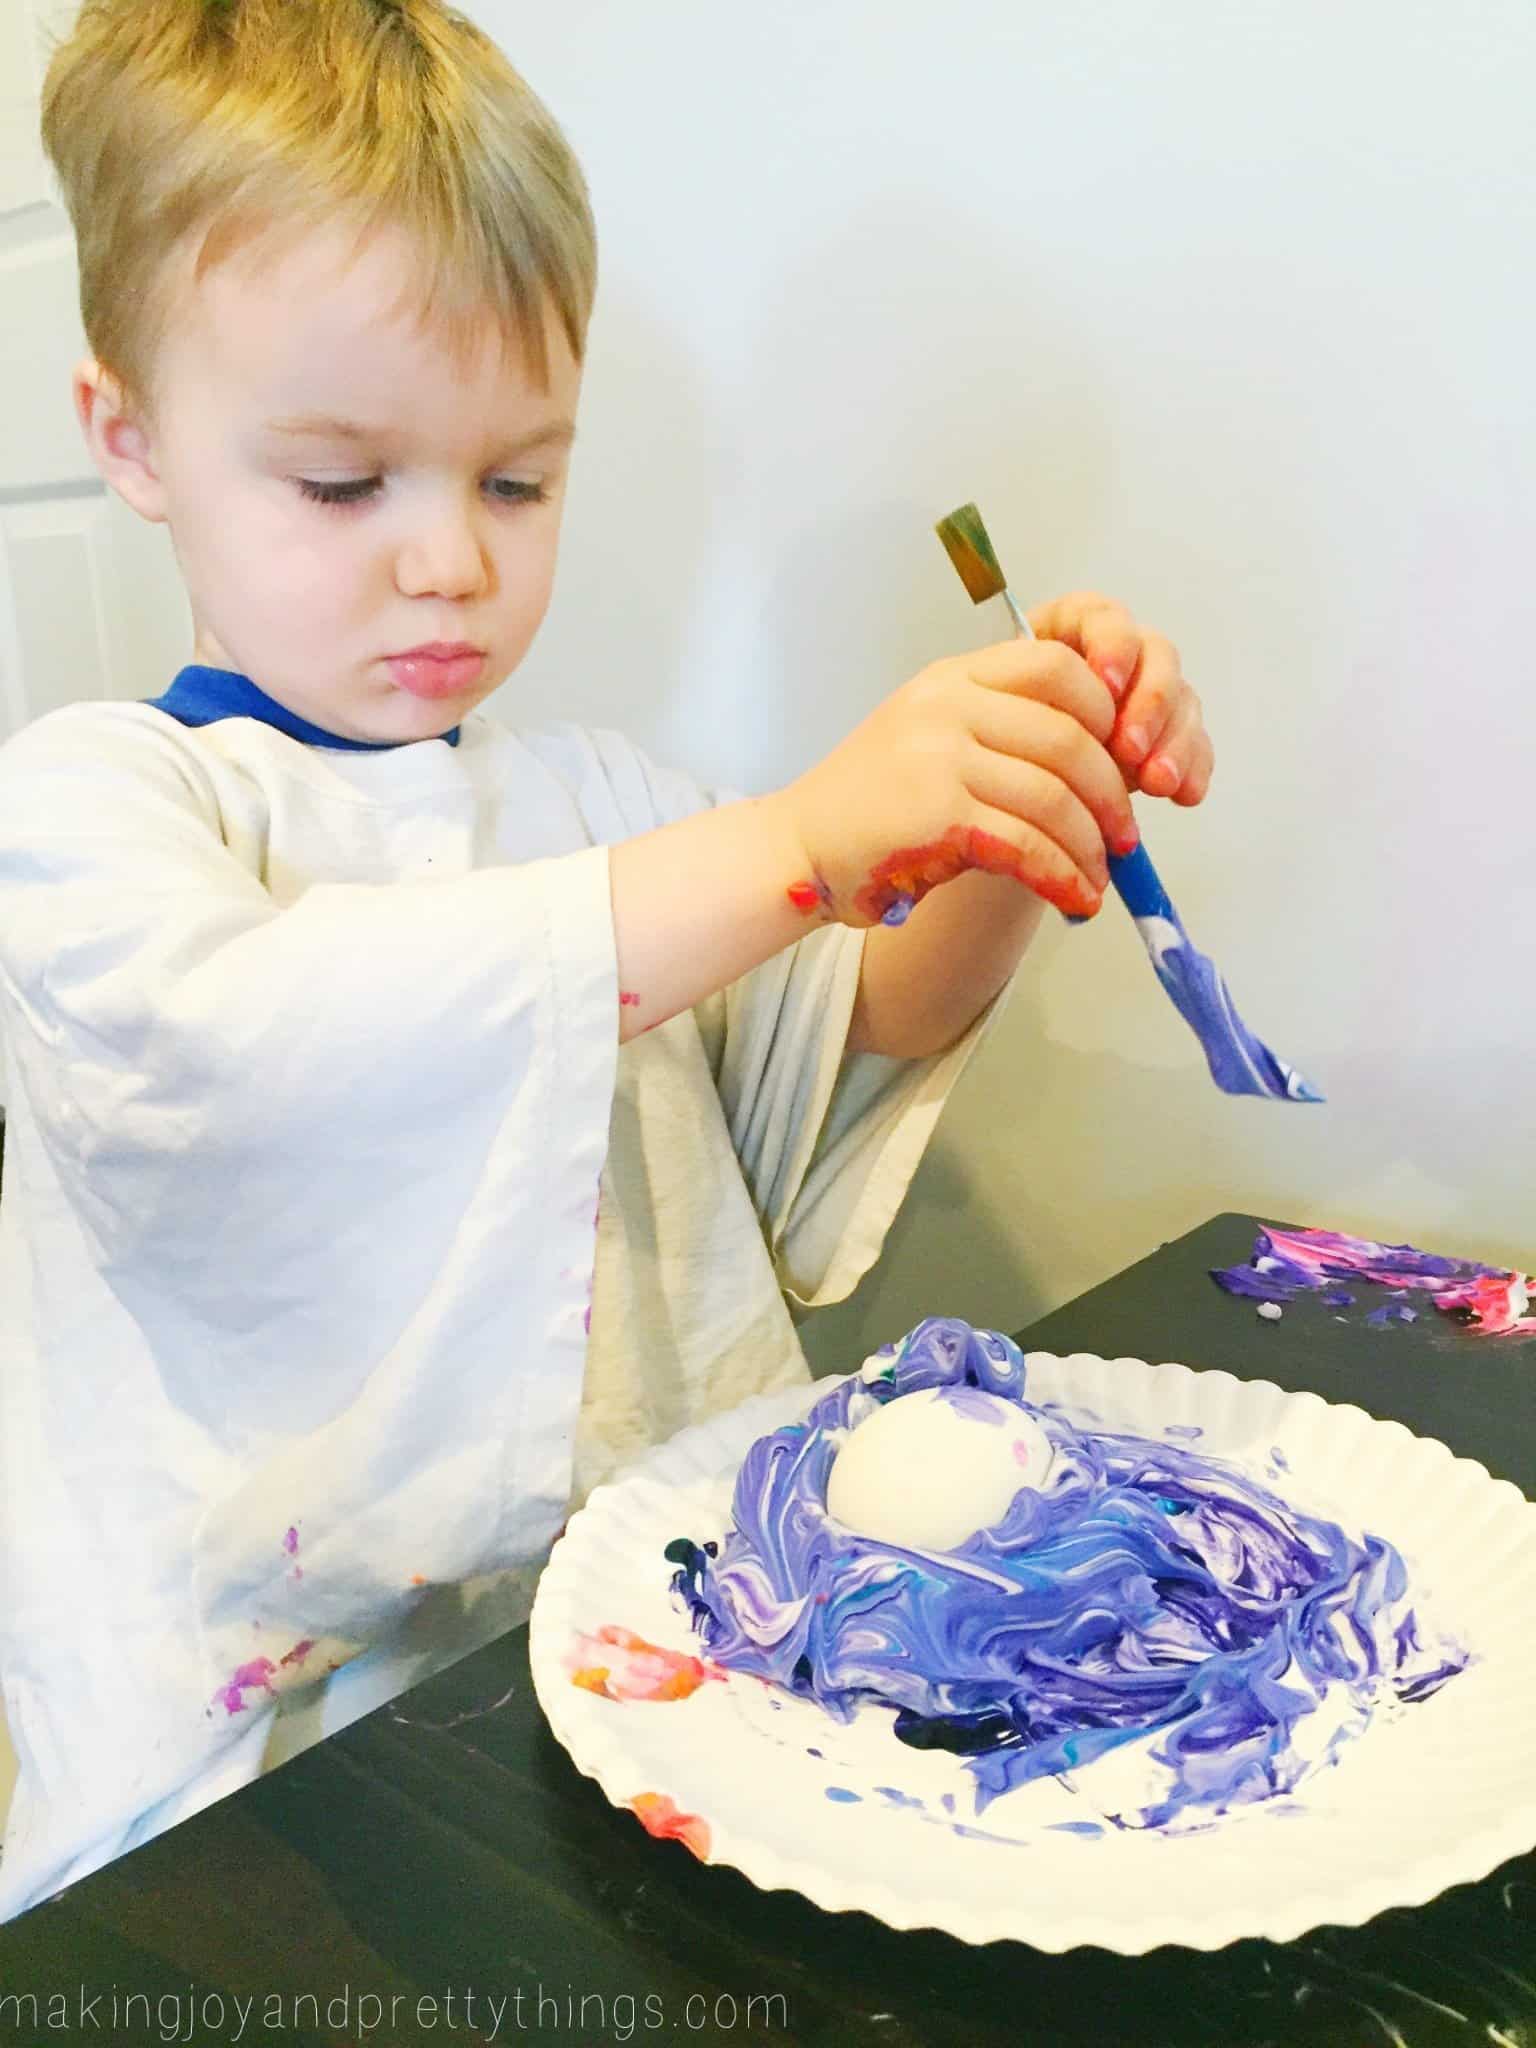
[1,1212,1531,2048]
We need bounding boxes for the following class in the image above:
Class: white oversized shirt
[0,674,992,1916]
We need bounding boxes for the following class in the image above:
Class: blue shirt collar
[146,665,462,751]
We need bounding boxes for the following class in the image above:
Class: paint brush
[933,502,1322,1102]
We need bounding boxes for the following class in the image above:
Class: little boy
[0,0,1211,1918]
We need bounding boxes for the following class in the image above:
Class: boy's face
[84,222,582,744]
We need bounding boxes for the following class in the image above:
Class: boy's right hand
[777,638,1140,927]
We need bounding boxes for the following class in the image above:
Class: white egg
[825,1385,1054,1551]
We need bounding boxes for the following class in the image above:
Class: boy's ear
[73,358,169,524]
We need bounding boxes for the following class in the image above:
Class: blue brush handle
[1103,839,1170,920]
[1066,844,1170,926]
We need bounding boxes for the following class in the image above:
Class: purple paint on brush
[1108,844,1323,1103]
[669,1318,1465,1831]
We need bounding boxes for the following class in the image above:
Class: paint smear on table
[1213,1225,1536,1336]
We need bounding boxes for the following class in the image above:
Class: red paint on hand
[786,874,835,915]
[854,826,1096,923]
[619,990,642,1008]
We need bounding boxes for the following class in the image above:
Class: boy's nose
[394,506,491,602]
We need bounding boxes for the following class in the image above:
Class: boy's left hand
[1028,592,1214,806]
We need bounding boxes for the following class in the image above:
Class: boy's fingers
[1111,633,1186,771]
[966,692,1139,855]
[960,799,1106,920]
[963,746,1112,892]
[966,639,1117,745]
[1024,591,1142,701]
[1171,728,1215,807]
[1136,689,1203,798]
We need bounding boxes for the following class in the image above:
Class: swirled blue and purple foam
[667,1319,1465,1830]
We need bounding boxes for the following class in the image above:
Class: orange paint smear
[629,1791,712,1860]
[854,825,1094,922]
[566,1624,727,1703]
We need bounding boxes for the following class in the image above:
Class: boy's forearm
[609,802,1053,1057]
[848,873,1049,1059]
[608,794,825,1041]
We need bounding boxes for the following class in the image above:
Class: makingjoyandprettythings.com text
[0,1982,793,2043]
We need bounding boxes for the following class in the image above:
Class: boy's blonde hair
[41,0,597,403]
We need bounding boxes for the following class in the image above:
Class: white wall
[475,1,1536,1364]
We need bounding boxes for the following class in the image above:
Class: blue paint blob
[824,1786,862,1804]
[875,1786,924,1809]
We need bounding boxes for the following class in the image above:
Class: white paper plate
[530,1353,1536,1953]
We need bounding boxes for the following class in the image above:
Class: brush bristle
[934,502,1006,605]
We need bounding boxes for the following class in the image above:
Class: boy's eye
[297,476,381,506]
[486,477,549,506]
[294,476,549,509]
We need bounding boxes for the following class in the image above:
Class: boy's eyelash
[295,477,550,508]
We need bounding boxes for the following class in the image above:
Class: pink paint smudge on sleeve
[212,1638,316,1715]
[212,1657,278,1716]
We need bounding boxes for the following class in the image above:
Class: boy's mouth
[386,642,487,698]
